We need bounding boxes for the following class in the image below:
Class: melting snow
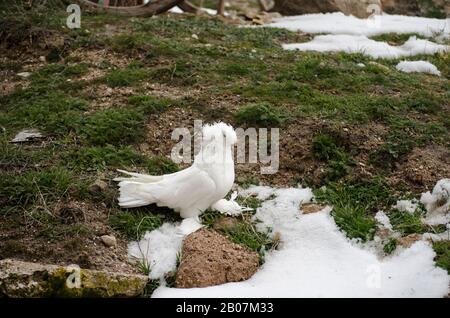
[282,35,449,59]
[421,179,450,226]
[128,219,202,280]
[267,12,450,39]
[151,186,449,298]
[375,211,393,231]
[396,60,441,76]
[393,200,419,214]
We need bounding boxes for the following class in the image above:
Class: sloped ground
[0,3,449,296]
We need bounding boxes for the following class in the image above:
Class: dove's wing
[116,165,216,216]
[152,165,217,212]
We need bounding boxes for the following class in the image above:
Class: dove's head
[202,122,237,147]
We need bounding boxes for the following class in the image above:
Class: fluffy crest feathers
[202,122,237,146]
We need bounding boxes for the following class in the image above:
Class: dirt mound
[176,228,259,288]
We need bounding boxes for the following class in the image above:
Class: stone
[301,203,326,214]
[175,228,259,288]
[10,129,44,143]
[0,259,148,297]
[213,216,240,231]
[368,61,391,72]
[89,179,108,194]
[17,72,31,78]
[101,235,117,248]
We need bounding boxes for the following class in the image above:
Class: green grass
[0,90,88,136]
[433,241,450,274]
[331,205,377,242]
[315,179,394,242]
[234,102,286,127]
[33,63,89,79]
[383,238,398,255]
[312,133,356,181]
[221,221,276,257]
[67,145,152,171]
[109,210,164,240]
[0,167,88,212]
[128,95,176,114]
[104,67,148,87]
[370,33,423,44]
[201,210,277,263]
[387,208,440,236]
[405,91,443,114]
[83,108,145,146]
[144,156,179,175]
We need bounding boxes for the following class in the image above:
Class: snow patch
[283,35,449,59]
[267,12,450,39]
[128,219,202,280]
[239,185,276,201]
[169,6,226,16]
[375,211,393,230]
[153,186,449,298]
[396,61,441,76]
[421,179,450,226]
[393,200,418,214]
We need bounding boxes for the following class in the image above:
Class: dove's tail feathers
[114,169,164,183]
[116,181,156,208]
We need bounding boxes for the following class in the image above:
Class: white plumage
[114,122,237,218]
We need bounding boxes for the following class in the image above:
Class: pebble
[17,72,31,78]
[100,235,117,248]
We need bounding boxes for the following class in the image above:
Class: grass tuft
[234,102,285,127]
[83,108,145,146]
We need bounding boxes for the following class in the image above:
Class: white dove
[114,122,237,219]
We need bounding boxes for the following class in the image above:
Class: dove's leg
[177,217,203,236]
[179,207,203,219]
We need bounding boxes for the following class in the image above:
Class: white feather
[114,122,237,218]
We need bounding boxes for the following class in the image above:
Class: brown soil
[175,228,259,288]
[388,145,450,192]
[0,199,137,274]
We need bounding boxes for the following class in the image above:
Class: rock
[10,129,44,143]
[301,203,326,214]
[17,72,31,78]
[213,216,240,231]
[271,0,382,18]
[101,235,117,248]
[88,179,108,194]
[175,228,259,288]
[39,56,46,62]
[0,259,148,297]
[368,61,390,72]
[252,12,282,24]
